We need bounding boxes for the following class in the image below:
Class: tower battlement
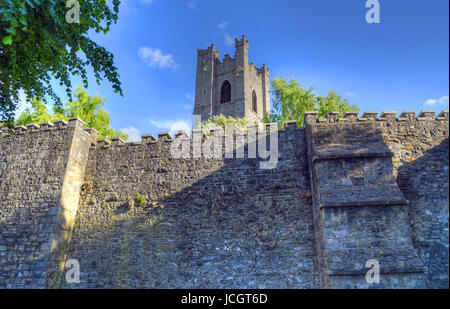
[234,35,249,47]
[194,35,270,124]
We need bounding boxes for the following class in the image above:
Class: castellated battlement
[1,109,447,160]
[0,117,98,140]
[196,44,220,59]
[304,109,449,124]
[194,36,270,123]
[235,35,249,47]
[221,54,234,63]
[3,109,446,150]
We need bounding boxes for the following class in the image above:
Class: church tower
[193,35,270,124]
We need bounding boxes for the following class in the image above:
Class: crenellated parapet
[303,110,449,124]
[0,117,98,143]
[3,110,446,153]
[217,53,235,65]
[248,62,268,77]
[197,44,219,59]
[88,108,446,153]
[234,34,248,48]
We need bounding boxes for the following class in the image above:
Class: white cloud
[345,92,356,97]
[425,96,449,107]
[217,22,228,29]
[438,96,449,105]
[216,22,235,46]
[120,126,141,142]
[425,99,437,106]
[185,93,195,101]
[138,47,179,71]
[120,0,138,14]
[121,0,154,14]
[149,118,192,133]
[224,34,234,46]
[183,104,193,110]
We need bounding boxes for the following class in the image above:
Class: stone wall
[304,114,426,288]
[381,110,449,288]
[0,110,448,289]
[245,63,265,122]
[61,127,318,288]
[0,119,94,288]
[302,110,448,288]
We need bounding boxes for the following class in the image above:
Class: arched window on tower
[221,80,231,103]
[252,90,257,113]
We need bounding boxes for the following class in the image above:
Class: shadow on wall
[0,207,54,288]
[397,138,449,288]
[60,129,319,289]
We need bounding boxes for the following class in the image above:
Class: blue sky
[19,0,449,141]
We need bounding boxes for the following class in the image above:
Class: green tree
[270,77,316,127]
[16,87,128,141]
[0,0,122,126]
[270,77,359,126]
[200,114,249,135]
[16,98,58,125]
[316,90,358,117]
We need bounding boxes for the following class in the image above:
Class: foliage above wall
[270,77,360,127]
[200,114,249,134]
[0,0,122,125]
[16,87,128,141]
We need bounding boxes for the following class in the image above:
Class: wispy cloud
[439,96,449,105]
[120,126,142,142]
[224,34,234,46]
[121,0,153,14]
[217,22,235,46]
[185,93,195,101]
[345,92,356,97]
[138,47,179,71]
[424,95,449,107]
[183,104,193,110]
[120,0,138,14]
[425,99,437,106]
[149,118,192,133]
[217,22,228,29]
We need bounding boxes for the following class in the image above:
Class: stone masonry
[0,119,95,288]
[0,109,448,289]
[193,36,270,124]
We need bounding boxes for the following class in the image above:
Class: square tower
[193,35,270,124]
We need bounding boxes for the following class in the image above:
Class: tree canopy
[270,77,360,126]
[200,114,249,135]
[16,87,128,141]
[0,0,122,126]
